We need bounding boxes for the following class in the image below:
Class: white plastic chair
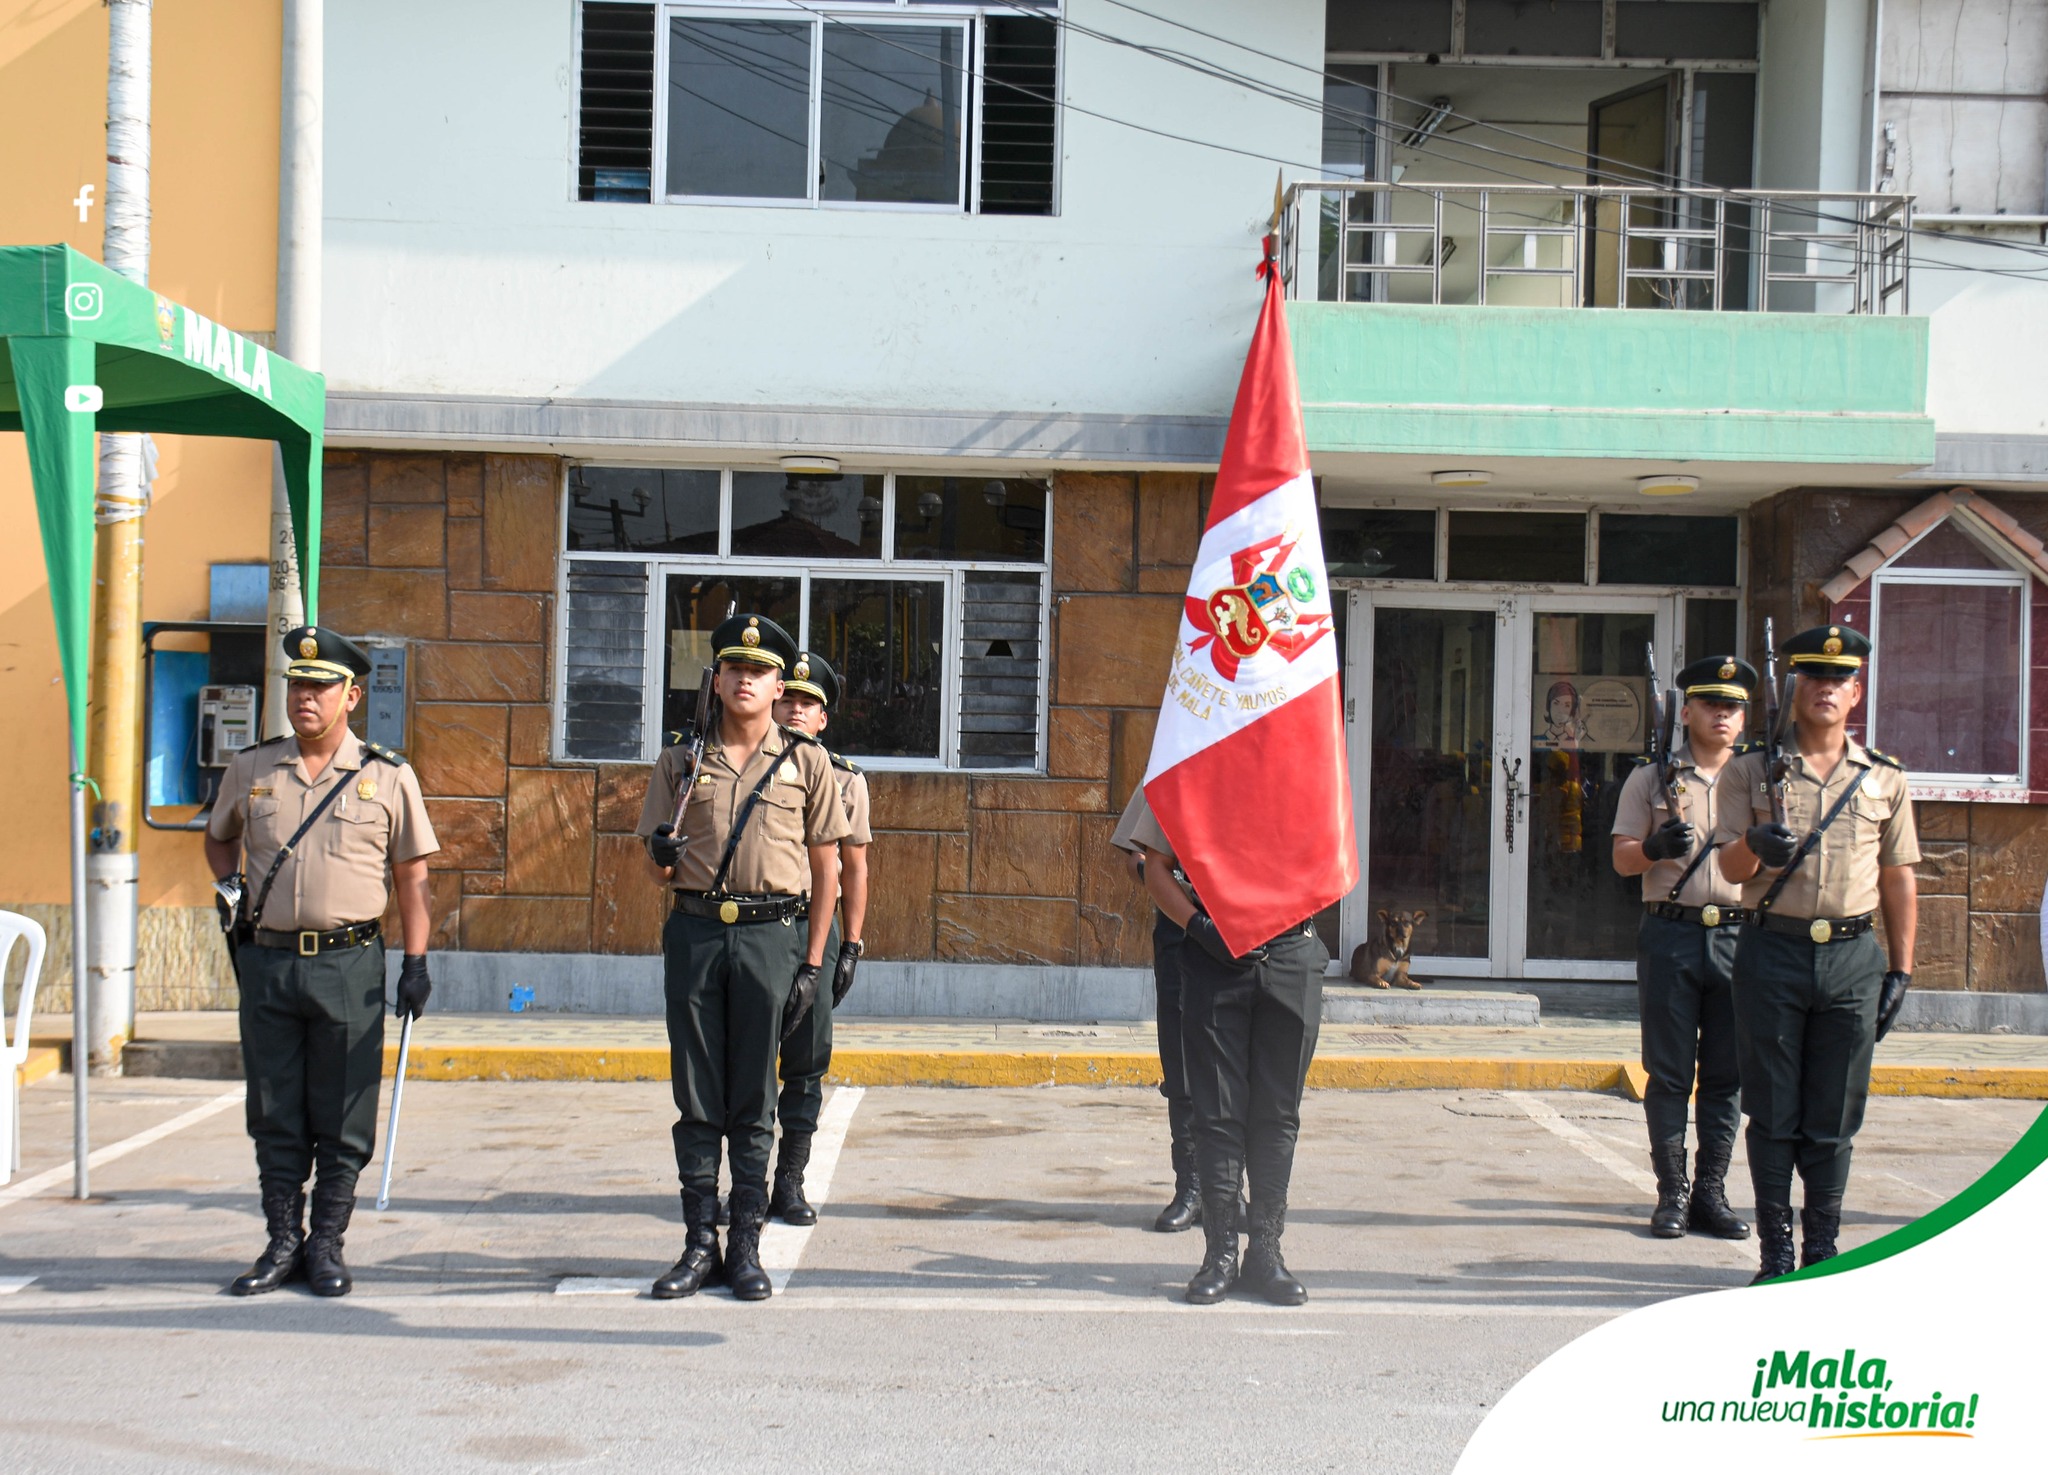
[0,911,49,1186]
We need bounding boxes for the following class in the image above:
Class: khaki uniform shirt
[835,764,873,847]
[1610,743,1744,907]
[637,725,851,895]
[1111,786,1175,860]
[207,731,438,932]
[1715,740,1921,919]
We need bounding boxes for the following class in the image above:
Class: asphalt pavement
[0,1075,2037,1473]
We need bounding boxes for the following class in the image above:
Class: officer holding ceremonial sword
[1717,622,1919,1282]
[1611,648,1757,1242]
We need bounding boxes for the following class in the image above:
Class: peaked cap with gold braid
[1781,623,1871,675]
[784,649,840,708]
[711,612,796,671]
[282,625,372,685]
[1676,654,1758,703]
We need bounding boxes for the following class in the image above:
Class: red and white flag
[1142,267,1358,956]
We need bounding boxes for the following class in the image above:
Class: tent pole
[70,744,90,1201]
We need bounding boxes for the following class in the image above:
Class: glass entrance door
[1353,592,1670,980]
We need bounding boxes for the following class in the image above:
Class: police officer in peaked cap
[1612,655,1758,1244]
[1717,624,1919,1282]
[636,614,850,1300]
[767,649,871,1225]
[205,626,440,1297]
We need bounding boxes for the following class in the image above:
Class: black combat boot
[1154,1119,1201,1233]
[1239,1196,1307,1306]
[304,1181,355,1298]
[1649,1142,1691,1238]
[652,1187,724,1299]
[1184,1183,1242,1305]
[1751,1202,1796,1284]
[770,1133,818,1227]
[229,1180,306,1296]
[724,1184,774,1301]
[1687,1141,1751,1240]
[1800,1201,1843,1270]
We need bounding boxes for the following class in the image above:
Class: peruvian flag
[1142,265,1358,956]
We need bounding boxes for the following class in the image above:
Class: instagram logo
[64,282,103,320]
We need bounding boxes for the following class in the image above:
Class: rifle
[1761,616,1792,827]
[661,662,721,840]
[1645,642,1682,813]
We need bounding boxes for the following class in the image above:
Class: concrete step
[122,1038,242,1080]
[1322,986,1540,1027]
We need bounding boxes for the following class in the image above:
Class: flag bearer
[767,650,870,1225]
[637,615,850,1301]
[1717,625,1918,1282]
[1611,656,1758,1243]
[205,626,439,1298]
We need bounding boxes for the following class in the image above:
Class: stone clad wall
[1744,486,2048,993]
[320,451,1188,967]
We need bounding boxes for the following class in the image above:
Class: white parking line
[556,1084,867,1299]
[0,1276,36,1294]
[0,1089,245,1211]
[1510,1093,1657,1195]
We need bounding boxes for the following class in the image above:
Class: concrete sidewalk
[30,1010,2048,1098]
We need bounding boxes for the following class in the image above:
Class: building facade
[21,0,2048,1025]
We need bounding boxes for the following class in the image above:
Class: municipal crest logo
[153,294,176,349]
[1187,530,1332,682]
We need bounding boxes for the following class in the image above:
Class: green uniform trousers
[775,917,840,1138]
[1179,922,1326,1202]
[1731,923,1881,1206]
[1635,913,1742,1153]
[664,908,803,1194]
[236,938,387,1195]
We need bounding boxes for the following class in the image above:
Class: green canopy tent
[0,244,325,1189]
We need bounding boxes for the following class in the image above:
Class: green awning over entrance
[0,244,325,766]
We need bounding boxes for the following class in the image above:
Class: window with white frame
[575,1,1060,214]
[1867,518,2031,791]
[557,465,1051,769]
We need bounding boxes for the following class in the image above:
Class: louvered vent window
[578,2,656,202]
[562,560,650,760]
[978,16,1057,216]
[959,571,1045,766]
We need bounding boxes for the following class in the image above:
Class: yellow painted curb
[15,1046,61,1088]
[370,1045,2048,1100]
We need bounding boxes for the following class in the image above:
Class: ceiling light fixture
[779,454,841,475]
[1636,473,1700,497]
[1403,97,1454,150]
[1430,469,1493,487]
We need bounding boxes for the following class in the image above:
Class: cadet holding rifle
[1611,653,1757,1242]
[636,614,850,1301]
[204,627,439,1298]
[1716,625,1919,1283]
[768,650,871,1226]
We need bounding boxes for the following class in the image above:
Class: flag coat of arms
[1142,267,1358,957]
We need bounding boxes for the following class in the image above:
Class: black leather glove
[1875,970,1912,1043]
[396,954,432,1019]
[1640,819,1696,862]
[649,824,683,869]
[781,964,821,1043]
[1745,821,1799,869]
[831,940,863,1007]
[1183,912,1243,966]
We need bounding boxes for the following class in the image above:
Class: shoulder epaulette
[1733,741,1761,756]
[830,751,862,775]
[1626,753,1650,769]
[1867,748,1904,770]
[665,729,686,748]
[780,724,818,747]
[364,741,405,766]
[254,734,288,748]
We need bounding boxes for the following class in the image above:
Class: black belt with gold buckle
[1646,902,1748,929]
[673,891,807,925]
[1753,911,1874,944]
[251,921,381,956]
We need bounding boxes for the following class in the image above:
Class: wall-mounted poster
[1532,674,1646,752]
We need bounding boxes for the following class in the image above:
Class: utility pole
[83,0,152,1082]
[267,0,320,733]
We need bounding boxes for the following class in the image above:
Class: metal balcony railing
[1278,182,1913,314]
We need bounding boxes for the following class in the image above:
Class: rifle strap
[247,769,356,932]
[1666,842,1720,904]
[707,731,801,898]
[1756,765,1871,916]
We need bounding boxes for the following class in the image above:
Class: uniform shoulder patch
[364,741,406,766]
[779,724,819,748]
[665,729,686,748]
[1732,741,1761,756]
[254,733,288,748]
[1866,748,1905,770]
[830,751,862,775]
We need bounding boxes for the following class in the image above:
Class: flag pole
[69,725,90,1200]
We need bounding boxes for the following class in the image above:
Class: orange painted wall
[0,0,281,907]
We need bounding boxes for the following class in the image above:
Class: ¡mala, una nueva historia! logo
[1659,1348,1981,1439]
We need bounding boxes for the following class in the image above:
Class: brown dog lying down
[1348,909,1425,989]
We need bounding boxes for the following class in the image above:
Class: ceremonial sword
[375,1010,415,1211]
